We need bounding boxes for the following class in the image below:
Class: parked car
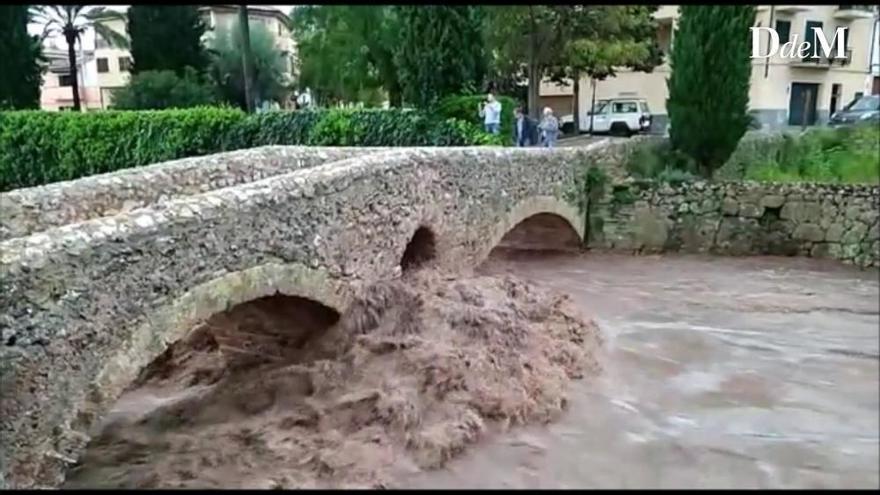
[559,114,576,135]
[829,94,880,127]
[585,97,653,136]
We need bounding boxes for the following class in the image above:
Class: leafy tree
[486,6,661,122]
[484,6,565,118]
[0,5,44,109]
[394,6,487,109]
[32,5,128,111]
[551,6,662,132]
[667,6,756,177]
[126,5,208,75]
[291,5,401,106]
[110,68,218,109]
[209,21,286,110]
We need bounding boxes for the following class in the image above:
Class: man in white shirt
[479,92,502,135]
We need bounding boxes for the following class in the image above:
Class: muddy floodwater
[399,251,880,489]
[64,251,879,489]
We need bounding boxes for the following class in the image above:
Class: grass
[743,124,880,184]
[625,123,879,185]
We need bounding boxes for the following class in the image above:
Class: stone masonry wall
[0,141,640,489]
[589,180,880,268]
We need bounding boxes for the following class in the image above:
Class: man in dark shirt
[513,106,538,147]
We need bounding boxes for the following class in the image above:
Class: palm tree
[238,5,255,113]
[32,5,128,111]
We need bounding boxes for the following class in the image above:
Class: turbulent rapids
[63,267,603,489]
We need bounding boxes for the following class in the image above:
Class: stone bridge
[0,142,637,488]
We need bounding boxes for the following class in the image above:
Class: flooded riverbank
[398,251,880,489]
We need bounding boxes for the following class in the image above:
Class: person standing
[539,107,560,148]
[479,92,502,135]
[513,106,536,147]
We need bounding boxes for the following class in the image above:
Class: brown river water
[401,251,880,489]
[64,251,879,489]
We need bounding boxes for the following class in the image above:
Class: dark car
[829,94,880,127]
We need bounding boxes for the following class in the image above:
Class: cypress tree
[666,6,756,177]
[127,5,209,75]
[394,6,487,109]
[0,5,43,109]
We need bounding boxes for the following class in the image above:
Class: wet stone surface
[398,252,880,489]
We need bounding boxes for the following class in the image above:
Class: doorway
[789,83,820,126]
[830,83,842,116]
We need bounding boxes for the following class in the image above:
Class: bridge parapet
[0,146,395,241]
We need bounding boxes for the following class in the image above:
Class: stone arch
[478,195,585,263]
[83,262,352,436]
[400,226,438,272]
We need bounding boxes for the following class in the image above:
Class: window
[847,94,879,111]
[639,101,651,113]
[775,20,791,43]
[837,26,849,53]
[96,58,109,73]
[118,57,132,72]
[612,101,639,114]
[804,20,823,59]
[59,74,73,87]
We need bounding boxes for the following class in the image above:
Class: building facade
[39,5,295,111]
[540,5,878,132]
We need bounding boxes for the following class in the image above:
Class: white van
[584,98,653,136]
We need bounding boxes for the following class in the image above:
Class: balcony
[834,5,874,21]
[790,47,853,69]
[773,5,812,14]
[653,6,677,21]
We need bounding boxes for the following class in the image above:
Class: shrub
[437,94,518,144]
[624,140,697,181]
[742,123,880,184]
[0,107,245,190]
[0,107,502,191]
[110,68,219,110]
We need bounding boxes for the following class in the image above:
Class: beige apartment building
[540,5,878,132]
[40,5,295,111]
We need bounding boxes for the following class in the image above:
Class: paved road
[557,134,644,147]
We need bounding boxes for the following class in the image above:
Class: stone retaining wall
[589,180,880,268]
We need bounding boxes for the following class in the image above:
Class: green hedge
[437,94,519,144]
[0,107,503,191]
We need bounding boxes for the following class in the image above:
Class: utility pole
[588,78,597,134]
[764,5,775,78]
[239,5,255,113]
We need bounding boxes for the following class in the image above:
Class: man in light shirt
[479,92,502,135]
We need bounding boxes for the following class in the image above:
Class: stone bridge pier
[0,142,633,488]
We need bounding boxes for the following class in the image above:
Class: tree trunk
[527,6,540,119]
[239,5,255,113]
[528,63,540,120]
[572,70,580,134]
[388,85,402,107]
[65,32,81,111]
